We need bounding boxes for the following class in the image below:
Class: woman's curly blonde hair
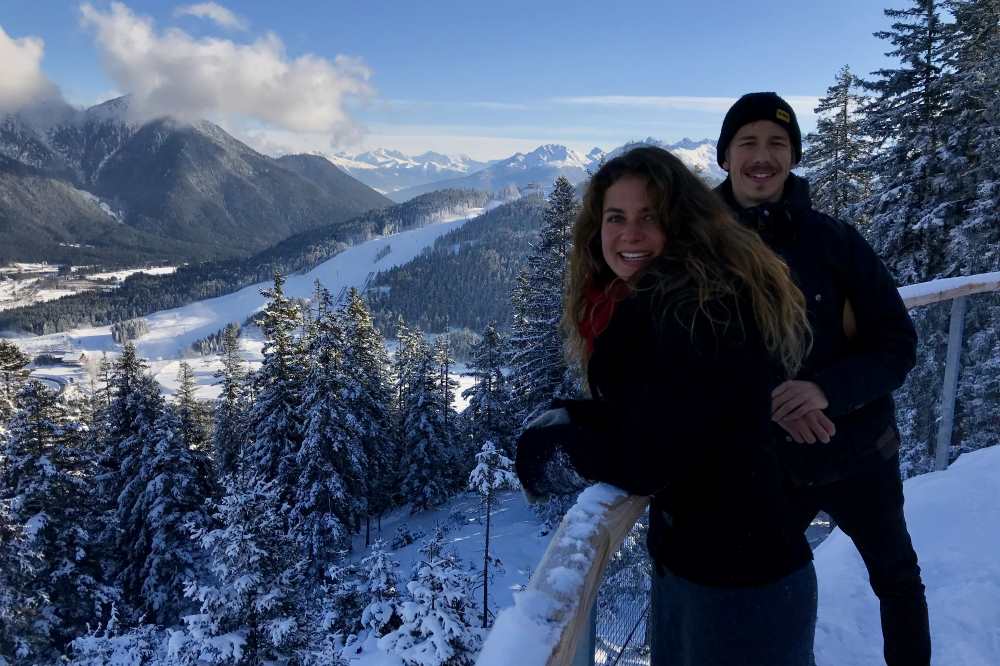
[564,146,811,376]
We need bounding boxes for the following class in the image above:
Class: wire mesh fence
[594,511,651,665]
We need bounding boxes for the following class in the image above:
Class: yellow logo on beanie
[776,109,791,123]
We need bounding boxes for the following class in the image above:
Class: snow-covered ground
[11,210,484,401]
[814,444,1000,666]
[343,488,548,666]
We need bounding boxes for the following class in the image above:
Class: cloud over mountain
[0,25,60,113]
[80,2,373,142]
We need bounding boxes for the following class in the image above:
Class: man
[714,92,930,665]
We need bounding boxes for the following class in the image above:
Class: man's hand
[772,380,829,421]
[776,409,837,444]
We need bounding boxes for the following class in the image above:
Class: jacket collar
[716,173,812,246]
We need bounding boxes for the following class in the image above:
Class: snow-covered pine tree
[295,285,359,576]
[509,176,580,428]
[467,440,519,628]
[176,361,211,453]
[461,323,516,458]
[129,404,214,625]
[213,323,249,478]
[399,332,453,512]
[341,288,397,543]
[379,531,481,666]
[318,560,367,642]
[862,0,953,283]
[246,273,306,507]
[860,0,955,475]
[393,316,420,415]
[432,334,462,488]
[172,473,308,665]
[801,65,874,221]
[0,339,30,429]
[940,0,1000,457]
[0,381,112,662]
[0,494,44,663]
[358,540,403,638]
[111,373,170,617]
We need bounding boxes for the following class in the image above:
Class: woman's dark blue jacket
[516,280,812,587]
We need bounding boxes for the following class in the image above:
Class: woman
[516,146,817,665]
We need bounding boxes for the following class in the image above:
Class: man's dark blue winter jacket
[716,174,918,485]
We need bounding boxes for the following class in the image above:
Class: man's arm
[806,223,917,417]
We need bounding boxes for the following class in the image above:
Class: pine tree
[0,494,44,662]
[358,540,403,637]
[295,285,358,576]
[862,0,953,284]
[940,0,1000,458]
[461,323,516,458]
[176,361,211,453]
[214,323,249,478]
[246,273,306,507]
[173,473,308,665]
[399,333,453,512]
[467,440,519,628]
[509,176,579,427]
[112,373,169,616]
[130,405,214,625]
[801,65,874,221]
[379,531,481,666]
[0,382,112,662]
[342,289,397,543]
[0,339,30,428]
[432,334,462,488]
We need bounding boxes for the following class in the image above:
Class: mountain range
[0,98,391,266]
[327,149,491,196]
[332,138,725,202]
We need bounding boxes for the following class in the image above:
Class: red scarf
[579,280,632,355]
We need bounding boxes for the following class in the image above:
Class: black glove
[515,408,590,503]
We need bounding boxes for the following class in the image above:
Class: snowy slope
[814,444,1000,666]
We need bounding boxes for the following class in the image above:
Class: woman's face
[600,174,667,280]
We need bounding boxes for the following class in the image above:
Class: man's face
[723,120,795,208]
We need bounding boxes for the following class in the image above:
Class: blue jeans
[649,562,817,666]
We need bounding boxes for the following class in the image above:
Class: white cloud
[174,2,248,31]
[79,2,373,142]
[0,25,60,113]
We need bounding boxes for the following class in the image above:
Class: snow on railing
[478,271,1000,666]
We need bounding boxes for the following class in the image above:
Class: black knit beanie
[716,92,802,168]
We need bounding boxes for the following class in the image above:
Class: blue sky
[2,0,896,160]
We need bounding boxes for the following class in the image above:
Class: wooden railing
[477,271,1000,666]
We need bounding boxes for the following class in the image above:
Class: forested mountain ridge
[0,189,493,335]
[366,193,546,335]
[0,97,392,265]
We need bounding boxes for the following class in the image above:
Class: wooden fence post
[571,601,597,666]
[934,295,967,471]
